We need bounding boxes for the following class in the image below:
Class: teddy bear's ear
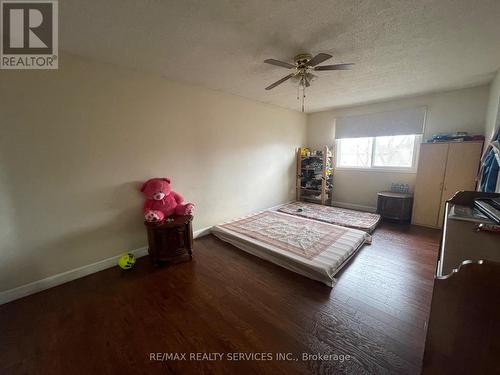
[161,178,171,184]
[139,180,149,192]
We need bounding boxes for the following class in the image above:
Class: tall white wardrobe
[412,141,483,228]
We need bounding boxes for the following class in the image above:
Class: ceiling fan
[264,53,354,112]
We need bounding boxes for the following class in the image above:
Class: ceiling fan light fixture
[290,71,315,83]
[263,52,354,112]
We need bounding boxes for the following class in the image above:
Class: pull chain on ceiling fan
[263,53,354,112]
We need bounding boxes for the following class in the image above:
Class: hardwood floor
[0,222,440,375]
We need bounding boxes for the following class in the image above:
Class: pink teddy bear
[140,178,194,222]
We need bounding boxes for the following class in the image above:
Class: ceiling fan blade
[264,59,295,69]
[314,63,354,71]
[307,53,332,67]
[265,74,294,90]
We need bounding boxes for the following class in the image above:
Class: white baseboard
[0,226,212,306]
[331,200,377,213]
[194,226,212,238]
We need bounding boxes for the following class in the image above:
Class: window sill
[335,167,417,174]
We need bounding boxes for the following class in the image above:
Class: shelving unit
[296,146,334,205]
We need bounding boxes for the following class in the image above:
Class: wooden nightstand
[377,191,414,223]
[145,215,193,265]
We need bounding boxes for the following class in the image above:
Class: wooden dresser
[145,215,193,265]
[422,191,500,374]
[436,191,500,276]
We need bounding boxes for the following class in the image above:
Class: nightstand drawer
[145,215,193,264]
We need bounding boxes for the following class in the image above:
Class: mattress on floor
[277,201,381,233]
[211,210,371,287]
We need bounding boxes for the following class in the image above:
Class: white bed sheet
[211,210,371,287]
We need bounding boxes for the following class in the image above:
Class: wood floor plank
[0,222,440,374]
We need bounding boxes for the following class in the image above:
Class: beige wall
[0,53,306,292]
[307,85,489,209]
[485,70,500,143]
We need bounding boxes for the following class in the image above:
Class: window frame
[335,134,421,173]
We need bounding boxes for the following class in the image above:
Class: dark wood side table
[376,191,413,223]
[422,191,500,374]
[145,215,193,265]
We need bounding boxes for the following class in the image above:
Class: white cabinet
[412,141,483,228]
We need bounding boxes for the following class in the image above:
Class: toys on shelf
[299,147,310,157]
[296,146,334,205]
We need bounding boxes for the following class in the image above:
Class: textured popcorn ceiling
[60,0,500,113]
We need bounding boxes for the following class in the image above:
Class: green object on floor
[118,253,136,269]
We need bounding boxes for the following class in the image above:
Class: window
[336,137,373,168]
[336,134,419,170]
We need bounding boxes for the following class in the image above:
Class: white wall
[485,70,500,143]
[307,85,489,209]
[0,53,307,292]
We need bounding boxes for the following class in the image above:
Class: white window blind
[335,107,427,139]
